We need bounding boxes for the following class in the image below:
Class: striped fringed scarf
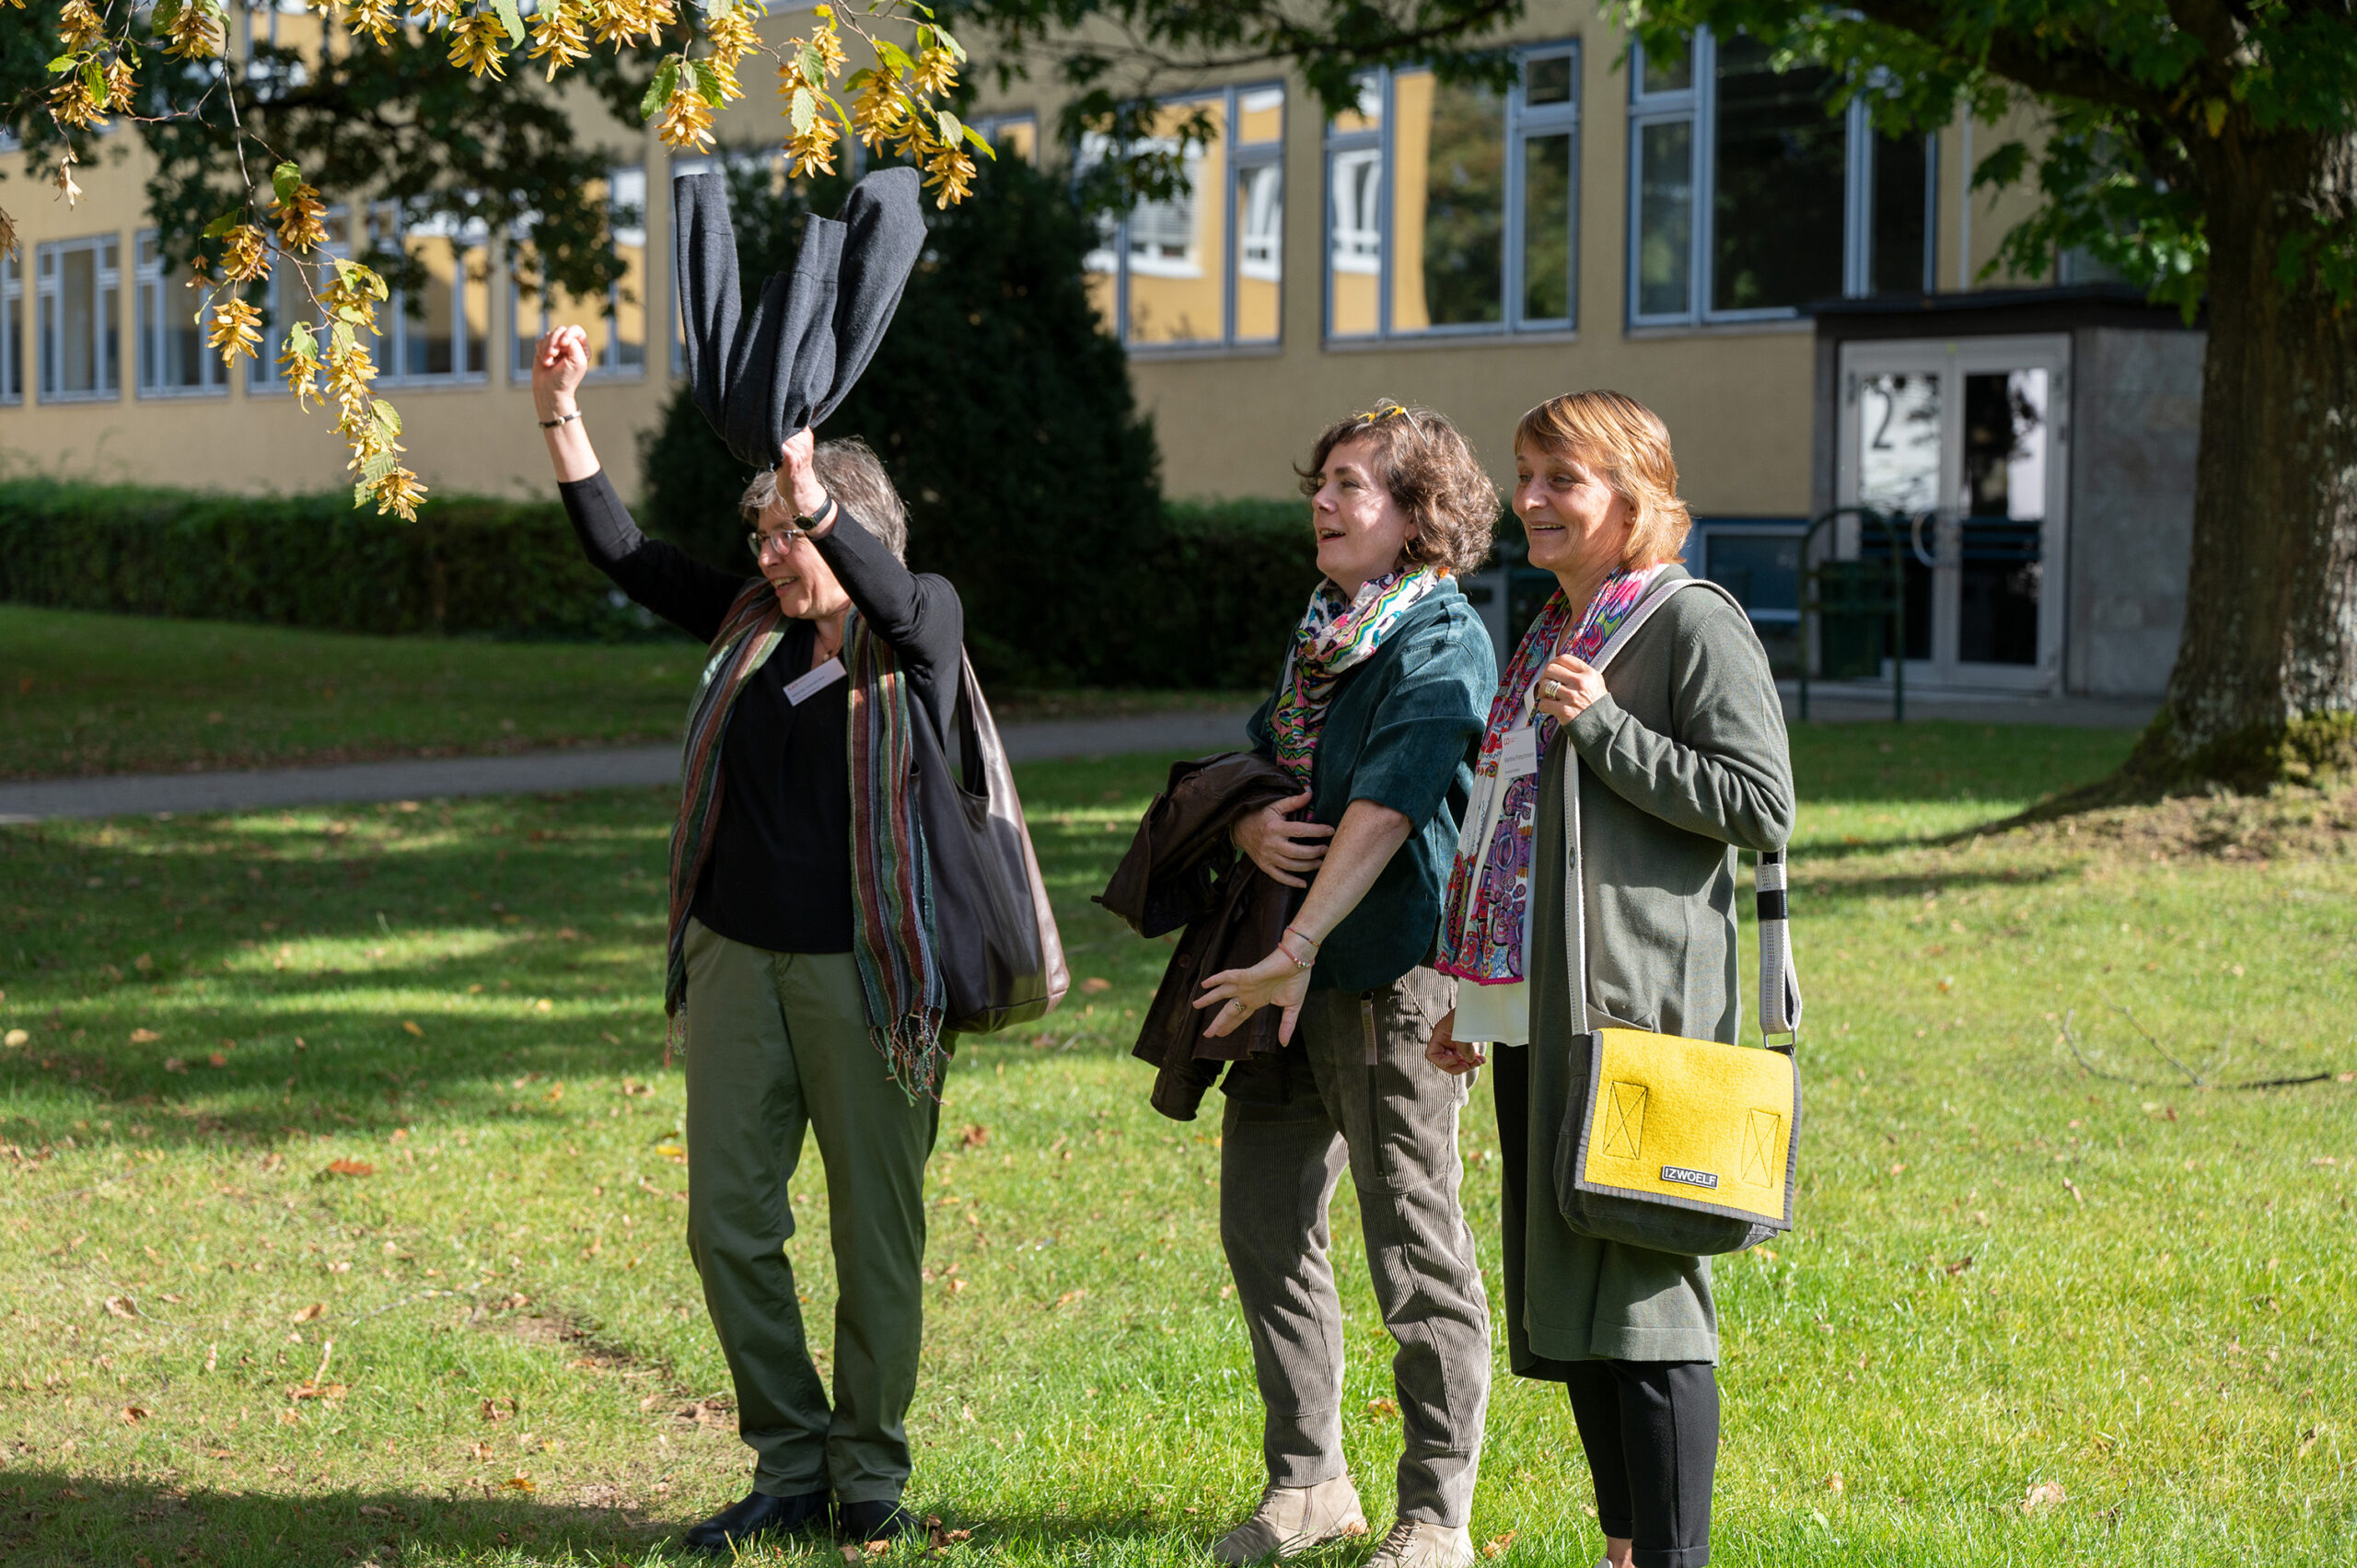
[664,587,945,1098]
[842,609,946,1098]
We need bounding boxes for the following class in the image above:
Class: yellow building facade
[1,1,2049,519]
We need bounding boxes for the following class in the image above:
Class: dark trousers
[1562,1359,1717,1568]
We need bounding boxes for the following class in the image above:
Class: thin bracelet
[539,410,582,430]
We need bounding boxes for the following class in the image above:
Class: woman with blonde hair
[1193,400,1500,1568]
[1427,390,1794,1568]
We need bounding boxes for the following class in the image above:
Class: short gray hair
[738,437,910,562]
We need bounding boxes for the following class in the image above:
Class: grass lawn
[0,607,1258,780]
[1,722,2351,1566]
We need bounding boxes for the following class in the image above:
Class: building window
[970,112,1038,165]
[1084,84,1285,349]
[36,235,122,401]
[1628,30,1935,326]
[250,207,354,392]
[136,231,227,398]
[1,250,22,405]
[368,205,491,384]
[512,167,647,380]
[1324,44,1579,341]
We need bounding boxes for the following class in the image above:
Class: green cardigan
[1248,579,1496,993]
[1504,569,1794,1371]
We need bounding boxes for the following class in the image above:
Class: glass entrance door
[1835,336,2069,691]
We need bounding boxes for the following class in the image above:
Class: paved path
[0,708,1260,824]
[0,689,2156,824]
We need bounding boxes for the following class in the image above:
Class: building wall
[2066,325,2201,698]
[1,0,2057,516]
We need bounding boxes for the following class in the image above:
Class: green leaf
[874,38,914,77]
[150,0,180,38]
[931,23,965,63]
[373,401,402,437]
[83,60,105,104]
[798,41,825,83]
[692,59,726,108]
[641,56,680,122]
[329,320,356,357]
[493,0,526,46]
[935,108,963,149]
[353,480,375,508]
[286,320,318,359]
[272,161,302,208]
[48,55,80,75]
[203,210,240,239]
[789,87,817,135]
[962,123,996,160]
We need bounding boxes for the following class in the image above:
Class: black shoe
[835,1497,924,1546]
[683,1488,831,1554]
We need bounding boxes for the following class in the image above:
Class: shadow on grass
[0,1469,677,1567]
[0,1470,1241,1565]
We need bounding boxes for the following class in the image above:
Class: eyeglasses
[746,526,810,560]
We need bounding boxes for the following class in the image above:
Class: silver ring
[1540,679,1562,701]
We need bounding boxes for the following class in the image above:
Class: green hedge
[0,478,670,642]
[0,478,1321,682]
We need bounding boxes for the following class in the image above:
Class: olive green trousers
[680,920,941,1504]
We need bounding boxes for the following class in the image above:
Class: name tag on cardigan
[783,656,846,705]
[1498,726,1540,779]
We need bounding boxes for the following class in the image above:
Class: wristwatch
[794,492,838,533]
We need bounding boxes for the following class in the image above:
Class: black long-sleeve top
[558,468,963,955]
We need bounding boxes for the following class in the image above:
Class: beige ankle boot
[1364,1519,1476,1568]
[1210,1476,1369,1563]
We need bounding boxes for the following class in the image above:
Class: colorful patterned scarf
[1267,566,1446,784]
[666,585,945,1098]
[1434,564,1664,986]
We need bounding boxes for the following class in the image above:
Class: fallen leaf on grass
[401,1021,424,1037]
[1365,1398,1399,1420]
[3,1028,28,1048]
[163,1058,188,1074]
[131,1028,162,1044]
[1079,977,1112,993]
[1945,1256,1975,1277]
[291,1303,325,1324]
[104,1296,137,1319]
[2023,1481,2066,1512]
[620,1078,653,1097]
[324,1158,375,1177]
[1825,1472,1844,1493]
[481,1398,514,1423]
[1480,1529,1517,1558]
[502,1476,535,1493]
[959,1123,989,1150]
[120,1405,149,1423]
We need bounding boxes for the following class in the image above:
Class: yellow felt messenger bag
[1547,582,1803,1258]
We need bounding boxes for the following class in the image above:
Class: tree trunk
[2134,134,2357,789]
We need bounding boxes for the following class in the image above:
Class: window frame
[0,250,23,406]
[1627,29,1937,328]
[35,234,122,404]
[367,203,493,388]
[509,165,648,383]
[1320,41,1581,343]
[1085,81,1288,354]
[134,229,228,400]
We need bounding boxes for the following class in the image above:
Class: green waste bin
[1813,560,1889,680]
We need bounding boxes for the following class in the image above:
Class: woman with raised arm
[532,325,960,1556]
[1429,391,1794,1568]
[1193,401,1499,1568]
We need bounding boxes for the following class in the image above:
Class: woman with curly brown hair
[1192,401,1501,1568]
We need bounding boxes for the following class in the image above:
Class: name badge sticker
[1497,726,1540,779]
[783,656,846,706]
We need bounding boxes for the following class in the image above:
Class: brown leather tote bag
[907,653,1069,1034]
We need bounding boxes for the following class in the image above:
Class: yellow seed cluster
[221,225,273,285]
[278,335,324,411]
[206,300,263,365]
[447,11,510,77]
[273,183,330,253]
[57,0,104,51]
[412,0,461,29]
[49,75,107,130]
[528,0,592,80]
[345,0,401,45]
[163,0,221,60]
[586,0,674,50]
[656,84,717,152]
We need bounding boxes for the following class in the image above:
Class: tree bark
[2135,131,2357,788]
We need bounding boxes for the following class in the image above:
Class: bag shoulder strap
[1559,574,1803,1051]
